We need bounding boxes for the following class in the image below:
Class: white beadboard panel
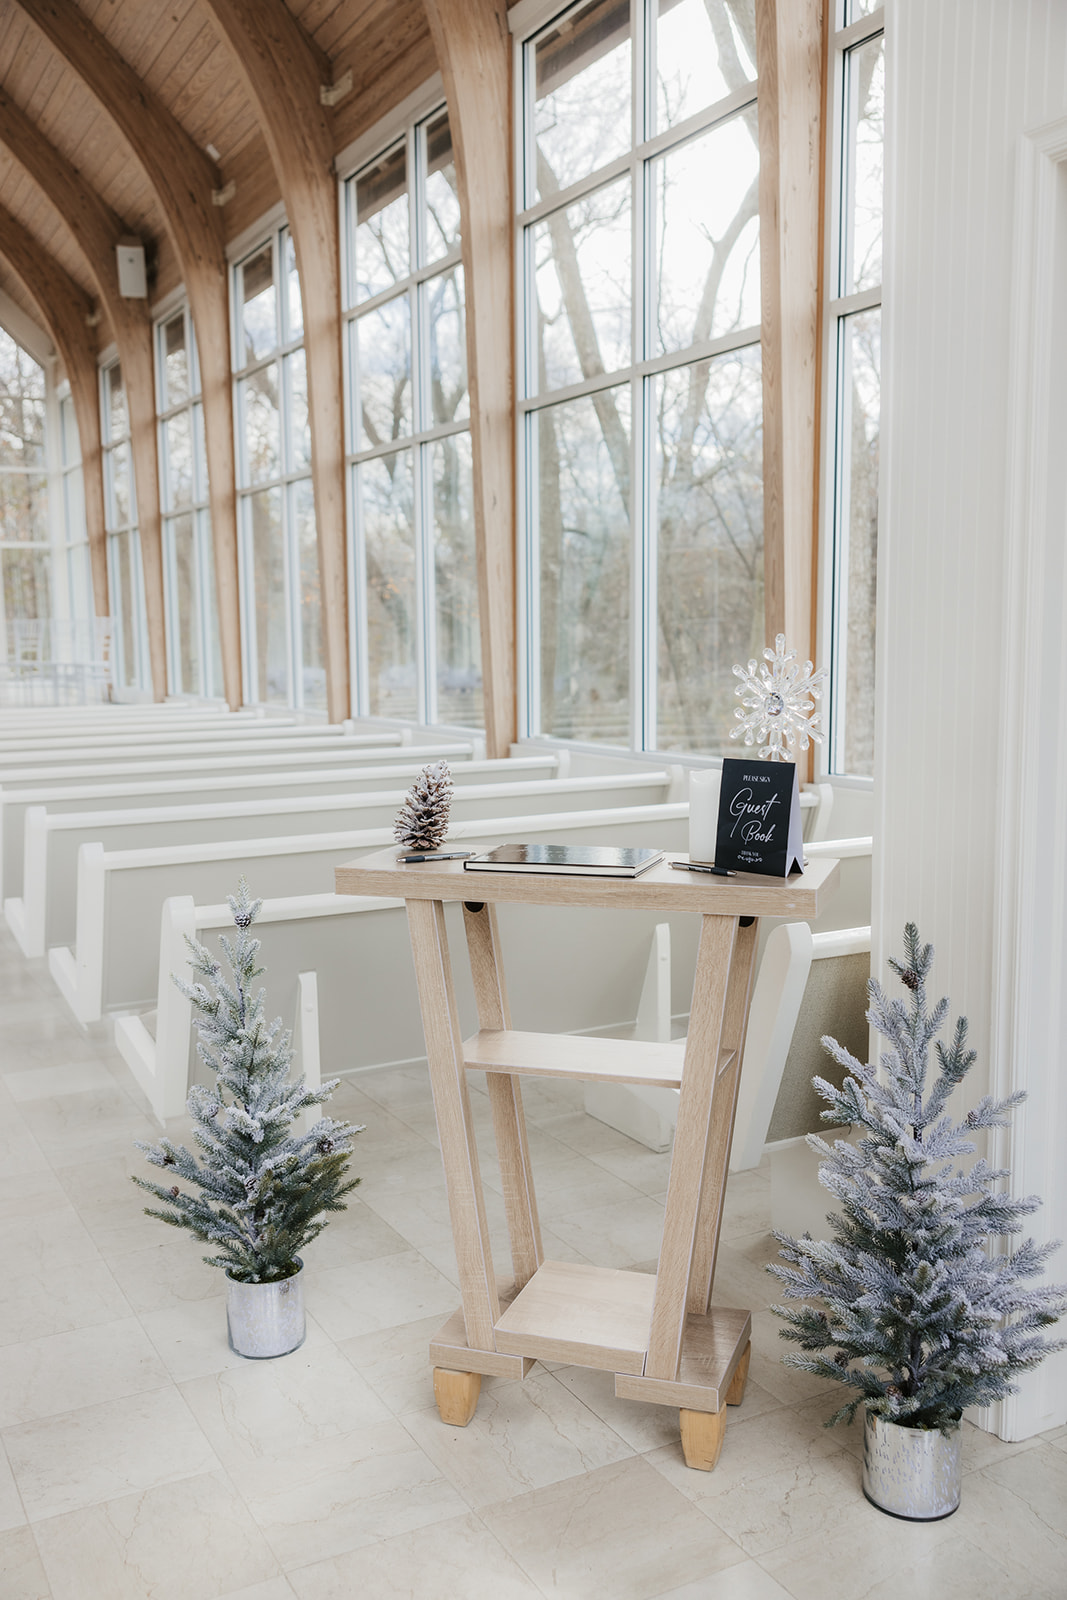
[875,0,1067,1436]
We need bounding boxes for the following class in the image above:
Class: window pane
[0,335,46,468]
[241,364,280,486]
[107,365,127,443]
[294,479,326,714]
[284,230,303,342]
[164,412,193,510]
[532,0,631,199]
[361,450,416,719]
[0,473,48,541]
[241,243,276,363]
[249,486,288,704]
[423,109,461,264]
[67,541,93,625]
[433,431,482,728]
[60,394,80,467]
[656,0,756,134]
[537,385,630,742]
[109,445,131,530]
[655,346,763,753]
[845,0,881,20]
[355,144,409,302]
[193,402,208,503]
[286,349,311,473]
[162,312,189,409]
[356,297,412,449]
[839,308,879,776]
[200,509,223,699]
[109,530,138,688]
[168,512,200,696]
[2,548,50,626]
[532,174,631,395]
[426,265,468,425]
[64,465,86,545]
[654,115,760,356]
[845,34,884,295]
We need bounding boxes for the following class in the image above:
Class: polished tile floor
[1,923,1065,1600]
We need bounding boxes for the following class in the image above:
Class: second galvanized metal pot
[226,1259,306,1359]
[862,1410,962,1520]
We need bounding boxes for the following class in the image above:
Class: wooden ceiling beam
[424,0,516,757]
[0,88,168,700]
[200,0,349,723]
[12,0,243,710]
[0,204,109,621]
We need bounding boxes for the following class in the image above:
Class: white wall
[876,0,1067,1435]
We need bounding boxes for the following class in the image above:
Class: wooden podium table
[335,846,838,1470]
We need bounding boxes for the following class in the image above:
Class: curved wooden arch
[0,205,108,619]
[423,0,516,757]
[12,0,243,710]
[0,89,167,699]
[199,0,349,723]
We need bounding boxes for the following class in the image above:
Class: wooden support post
[688,917,760,1314]
[725,1341,751,1406]
[424,0,516,758]
[0,211,109,618]
[14,0,244,709]
[679,1406,727,1472]
[0,88,167,699]
[755,0,824,779]
[200,0,349,724]
[433,1367,481,1426]
[645,914,737,1381]
[463,900,543,1288]
[407,898,500,1351]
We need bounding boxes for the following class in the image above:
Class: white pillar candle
[688,769,721,864]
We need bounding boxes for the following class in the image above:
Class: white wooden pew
[0,727,377,771]
[0,737,475,795]
[115,806,694,1121]
[52,801,689,1026]
[0,753,564,901]
[10,770,673,957]
[0,711,284,751]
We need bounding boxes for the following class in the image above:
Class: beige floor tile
[0,1526,50,1600]
[219,1582,297,1600]
[4,1061,121,1103]
[0,1440,26,1533]
[238,1418,468,1568]
[180,1340,391,1475]
[546,1194,667,1268]
[56,1155,162,1257]
[4,1385,219,1521]
[0,1103,49,1178]
[646,1402,842,1504]
[303,1249,459,1341]
[0,1168,68,1226]
[0,1207,105,1275]
[33,1471,280,1600]
[401,1366,635,1508]
[0,1255,132,1347]
[105,1238,232,1315]
[549,1363,687,1453]
[586,1140,676,1197]
[698,1447,863,1557]
[760,1510,1015,1600]
[852,1532,1046,1600]
[17,1085,157,1168]
[651,1563,794,1600]
[139,1299,330,1385]
[0,1317,171,1428]
[483,1454,747,1600]
[295,1197,410,1270]
[336,1313,456,1416]
[286,1510,543,1599]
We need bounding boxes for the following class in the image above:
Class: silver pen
[670,860,736,877]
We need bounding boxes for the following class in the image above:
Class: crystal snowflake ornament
[730,634,825,761]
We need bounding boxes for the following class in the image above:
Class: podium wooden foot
[679,1406,726,1471]
[433,1368,481,1426]
[725,1341,751,1406]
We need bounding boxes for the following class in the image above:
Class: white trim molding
[990,113,1067,1441]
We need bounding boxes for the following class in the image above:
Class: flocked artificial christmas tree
[394,760,453,853]
[133,880,362,1285]
[769,923,1067,1433]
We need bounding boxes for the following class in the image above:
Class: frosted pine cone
[394,761,453,852]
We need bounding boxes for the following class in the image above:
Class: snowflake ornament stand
[730,634,825,762]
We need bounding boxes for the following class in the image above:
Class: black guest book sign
[714,758,804,877]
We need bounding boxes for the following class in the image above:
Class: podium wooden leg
[433,1368,481,1426]
[725,1341,751,1406]
[679,1406,726,1471]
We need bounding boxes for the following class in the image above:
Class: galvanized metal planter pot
[862,1410,962,1520]
[226,1260,306,1359]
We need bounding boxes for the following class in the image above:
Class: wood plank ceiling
[0,0,438,357]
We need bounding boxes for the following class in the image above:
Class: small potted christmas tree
[134,881,362,1358]
[769,924,1066,1519]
